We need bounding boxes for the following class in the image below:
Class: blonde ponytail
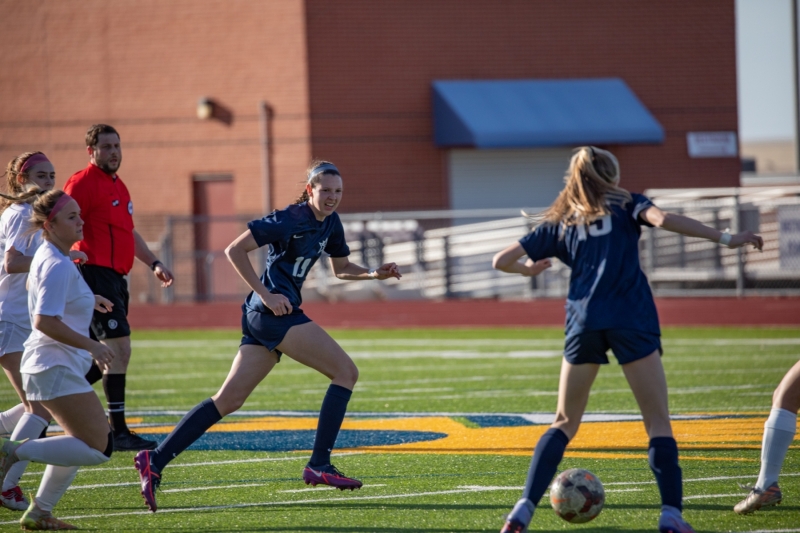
[530,146,631,230]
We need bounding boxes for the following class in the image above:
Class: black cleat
[113,431,157,451]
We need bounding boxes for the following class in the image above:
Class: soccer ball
[549,468,605,523]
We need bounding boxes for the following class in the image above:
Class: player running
[492,147,763,533]
[134,160,401,512]
[0,153,86,512]
[733,359,799,514]
[0,190,116,530]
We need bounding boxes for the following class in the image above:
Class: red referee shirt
[64,163,135,275]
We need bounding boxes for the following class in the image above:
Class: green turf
[0,326,798,531]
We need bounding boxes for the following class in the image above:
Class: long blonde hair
[533,146,631,229]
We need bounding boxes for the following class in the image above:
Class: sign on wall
[686,132,738,158]
[779,205,800,270]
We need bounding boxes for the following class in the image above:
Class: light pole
[259,101,273,215]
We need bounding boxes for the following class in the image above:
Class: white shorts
[0,321,31,357]
[23,366,93,401]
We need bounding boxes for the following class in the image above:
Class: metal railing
[138,187,800,303]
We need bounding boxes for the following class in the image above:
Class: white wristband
[368,269,378,279]
[719,232,732,246]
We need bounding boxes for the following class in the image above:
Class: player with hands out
[134,160,401,513]
[493,146,762,533]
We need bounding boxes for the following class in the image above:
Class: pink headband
[46,194,74,222]
[19,153,51,175]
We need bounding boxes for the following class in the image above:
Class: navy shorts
[240,305,311,358]
[564,329,662,365]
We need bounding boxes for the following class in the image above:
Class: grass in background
[0,326,798,531]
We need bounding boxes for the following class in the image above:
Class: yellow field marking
[132,415,794,459]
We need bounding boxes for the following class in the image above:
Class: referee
[64,124,174,451]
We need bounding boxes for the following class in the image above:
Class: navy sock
[309,384,352,466]
[151,398,222,473]
[522,428,570,504]
[103,374,128,435]
[649,436,683,511]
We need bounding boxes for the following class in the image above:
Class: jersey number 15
[576,214,612,241]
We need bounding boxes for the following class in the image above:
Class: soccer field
[1,326,799,532]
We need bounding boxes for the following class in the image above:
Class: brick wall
[0,0,739,302]
[1,0,739,213]
[305,0,740,209]
[0,0,312,215]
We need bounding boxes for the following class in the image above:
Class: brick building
[0,0,739,302]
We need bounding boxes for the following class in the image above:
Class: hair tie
[19,153,51,175]
[307,163,340,183]
[46,194,74,223]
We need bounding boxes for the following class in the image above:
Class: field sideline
[0,326,798,531]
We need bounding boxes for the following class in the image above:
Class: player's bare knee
[335,362,358,388]
[773,384,800,412]
[212,394,244,416]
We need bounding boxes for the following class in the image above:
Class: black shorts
[564,329,662,365]
[79,264,130,340]
[240,304,311,359]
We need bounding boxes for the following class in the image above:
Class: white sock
[756,408,797,490]
[34,465,79,512]
[2,412,48,490]
[0,404,25,434]
[15,436,109,467]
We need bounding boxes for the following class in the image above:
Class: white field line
[348,350,563,359]
[22,453,361,478]
[0,484,648,526]
[55,466,800,494]
[683,492,743,500]
[131,337,800,350]
[0,487,535,525]
[280,484,386,493]
[163,483,265,494]
[122,409,756,419]
[67,482,138,490]
[349,383,769,402]
[123,366,789,389]
[743,530,800,533]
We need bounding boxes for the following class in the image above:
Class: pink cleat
[302,463,362,490]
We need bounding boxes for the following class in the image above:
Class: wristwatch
[150,260,163,271]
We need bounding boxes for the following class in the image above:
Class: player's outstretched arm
[492,242,552,276]
[329,256,402,281]
[640,206,763,251]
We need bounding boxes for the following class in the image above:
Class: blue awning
[432,78,664,148]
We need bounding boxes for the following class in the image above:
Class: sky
[737,0,795,142]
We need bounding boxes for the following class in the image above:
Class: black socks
[103,374,128,435]
[309,384,352,466]
[649,436,683,510]
[151,398,222,473]
[522,427,570,504]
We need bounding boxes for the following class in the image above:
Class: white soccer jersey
[21,240,95,375]
[0,203,42,327]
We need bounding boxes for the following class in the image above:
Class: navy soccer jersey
[519,193,660,337]
[245,203,350,313]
